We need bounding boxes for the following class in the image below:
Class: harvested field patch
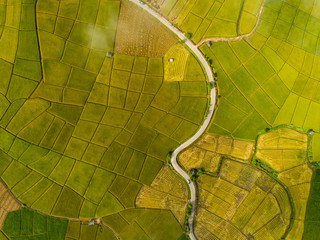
[179,134,254,172]
[256,128,308,172]
[115,1,177,57]
[0,181,20,229]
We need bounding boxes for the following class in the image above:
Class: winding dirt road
[126,0,216,239]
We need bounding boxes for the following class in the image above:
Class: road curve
[126,1,216,239]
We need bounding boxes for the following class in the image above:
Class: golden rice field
[255,127,312,239]
[179,134,254,172]
[195,158,291,240]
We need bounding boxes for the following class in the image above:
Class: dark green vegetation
[1,207,68,239]
[303,168,320,239]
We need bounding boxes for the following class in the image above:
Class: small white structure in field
[106,52,114,58]
[169,58,174,62]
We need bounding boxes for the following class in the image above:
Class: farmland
[179,134,254,172]
[191,1,320,237]
[0,180,20,229]
[0,0,207,238]
[197,0,320,141]
[195,159,291,240]
[115,1,178,57]
[136,166,188,225]
[1,206,68,240]
[303,169,320,240]
[2,0,320,239]
[146,0,264,44]
[178,127,310,239]
[102,208,186,239]
[65,220,118,240]
[256,127,312,239]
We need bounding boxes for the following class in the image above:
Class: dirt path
[195,0,266,47]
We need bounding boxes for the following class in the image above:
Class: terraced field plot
[0,0,209,238]
[144,0,320,239]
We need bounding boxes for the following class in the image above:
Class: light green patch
[88,82,109,105]
[29,151,61,177]
[62,41,90,68]
[31,183,62,213]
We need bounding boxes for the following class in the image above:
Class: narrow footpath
[127,0,216,239]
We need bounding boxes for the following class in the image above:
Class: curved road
[126,1,216,239]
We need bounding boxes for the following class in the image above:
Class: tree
[197,168,204,176]
[185,32,192,39]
